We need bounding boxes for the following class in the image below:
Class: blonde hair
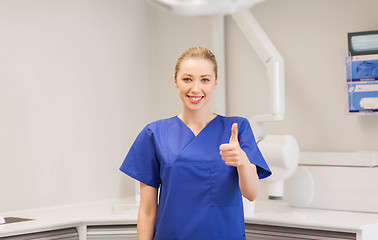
[174,47,218,80]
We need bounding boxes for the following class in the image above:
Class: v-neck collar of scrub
[175,115,219,137]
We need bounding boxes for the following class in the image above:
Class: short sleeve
[238,118,272,179]
[120,125,160,188]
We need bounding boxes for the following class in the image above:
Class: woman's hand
[219,123,249,167]
[219,123,260,201]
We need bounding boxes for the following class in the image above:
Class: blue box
[346,55,378,113]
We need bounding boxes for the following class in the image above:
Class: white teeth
[190,96,202,101]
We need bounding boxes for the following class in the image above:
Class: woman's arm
[137,182,158,240]
[219,123,260,201]
[236,154,260,201]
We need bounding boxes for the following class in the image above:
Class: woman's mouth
[188,95,204,104]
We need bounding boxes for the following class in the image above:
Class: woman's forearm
[137,209,156,240]
[137,183,158,240]
[237,151,260,201]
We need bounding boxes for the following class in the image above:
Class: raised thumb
[229,123,238,143]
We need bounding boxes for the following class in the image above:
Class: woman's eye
[202,78,210,82]
[183,78,191,82]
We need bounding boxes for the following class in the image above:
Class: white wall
[0,0,151,212]
[226,0,378,152]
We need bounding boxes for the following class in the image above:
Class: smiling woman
[175,58,217,124]
[120,46,271,240]
[173,47,218,134]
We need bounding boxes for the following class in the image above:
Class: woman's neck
[178,110,217,136]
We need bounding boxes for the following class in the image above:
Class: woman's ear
[174,79,178,88]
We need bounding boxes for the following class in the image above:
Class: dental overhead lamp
[148,0,264,16]
[148,0,300,200]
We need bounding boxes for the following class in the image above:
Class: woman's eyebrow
[181,73,213,78]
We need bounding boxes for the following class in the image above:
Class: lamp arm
[231,9,285,139]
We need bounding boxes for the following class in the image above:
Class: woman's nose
[191,80,201,92]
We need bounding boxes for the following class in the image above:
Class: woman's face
[175,57,217,113]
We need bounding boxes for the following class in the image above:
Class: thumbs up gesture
[219,123,248,167]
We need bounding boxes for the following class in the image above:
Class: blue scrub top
[120,115,271,240]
